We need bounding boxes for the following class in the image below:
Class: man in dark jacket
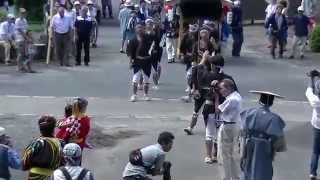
[289,6,310,60]
[265,4,288,59]
[230,0,243,57]
[75,6,93,66]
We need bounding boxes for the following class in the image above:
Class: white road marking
[5,95,29,98]
[0,95,309,104]
[32,96,56,99]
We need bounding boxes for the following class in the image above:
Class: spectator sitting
[0,14,16,65]
[50,143,94,180]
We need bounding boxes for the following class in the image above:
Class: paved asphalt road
[1,3,320,179]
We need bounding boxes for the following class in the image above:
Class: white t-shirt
[218,91,242,124]
[306,87,320,129]
[122,144,165,178]
[265,4,277,20]
[51,166,94,180]
[15,17,28,42]
[65,10,77,28]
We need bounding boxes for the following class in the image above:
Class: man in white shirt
[214,78,241,180]
[51,5,73,66]
[15,8,31,72]
[265,0,277,47]
[0,14,15,65]
[50,143,94,180]
[306,70,320,180]
[265,0,277,22]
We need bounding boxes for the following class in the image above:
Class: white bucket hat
[0,127,5,136]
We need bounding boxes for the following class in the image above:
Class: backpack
[129,149,144,166]
[59,167,89,180]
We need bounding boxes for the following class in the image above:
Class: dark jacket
[293,14,309,37]
[163,16,180,38]
[75,16,93,38]
[265,13,288,40]
[127,34,154,63]
[230,6,243,33]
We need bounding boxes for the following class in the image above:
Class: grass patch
[29,22,44,33]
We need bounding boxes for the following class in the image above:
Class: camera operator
[306,70,320,180]
[0,127,21,180]
[214,79,242,180]
[203,55,238,164]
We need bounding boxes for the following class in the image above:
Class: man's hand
[211,80,219,87]
[203,50,210,59]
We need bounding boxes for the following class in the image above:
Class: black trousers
[194,89,209,113]
[232,30,243,56]
[271,35,285,57]
[76,36,90,64]
[102,0,113,18]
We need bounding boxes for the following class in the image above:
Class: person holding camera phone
[0,127,21,180]
[213,79,242,180]
[306,70,320,180]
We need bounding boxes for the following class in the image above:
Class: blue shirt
[293,14,309,37]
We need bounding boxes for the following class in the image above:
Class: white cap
[233,0,241,6]
[87,0,94,5]
[297,6,304,12]
[74,1,80,5]
[63,143,82,158]
[0,127,5,136]
[7,14,15,19]
[134,4,139,8]
[165,0,173,2]
[124,0,134,6]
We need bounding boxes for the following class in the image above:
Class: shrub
[0,10,7,22]
[311,25,320,52]
[14,0,44,22]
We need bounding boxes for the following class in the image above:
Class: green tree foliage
[311,26,320,52]
[15,0,44,22]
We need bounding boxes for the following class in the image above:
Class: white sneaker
[152,85,159,90]
[204,157,213,164]
[130,95,137,102]
[185,87,191,93]
[143,95,151,101]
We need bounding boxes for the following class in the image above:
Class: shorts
[132,60,152,84]
[193,89,209,113]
